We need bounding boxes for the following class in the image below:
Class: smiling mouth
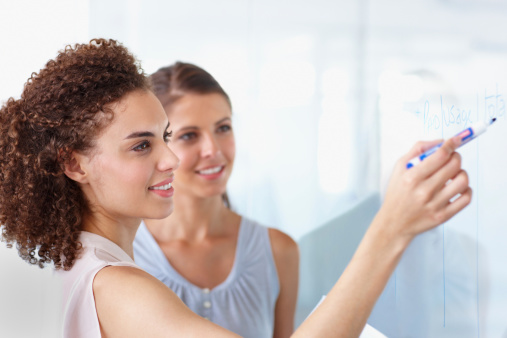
[149,183,172,190]
[197,166,223,175]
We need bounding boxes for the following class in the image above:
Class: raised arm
[293,137,471,337]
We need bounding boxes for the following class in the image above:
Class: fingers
[433,169,469,207]
[425,152,462,194]
[437,187,473,224]
[441,135,462,153]
[404,136,461,180]
[385,137,472,239]
[400,139,444,163]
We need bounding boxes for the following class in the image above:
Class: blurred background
[2,0,507,337]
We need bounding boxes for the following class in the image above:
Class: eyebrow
[215,117,231,125]
[124,122,171,140]
[178,117,231,132]
[125,131,154,139]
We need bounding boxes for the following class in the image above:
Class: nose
[201,133,221,158]
[158,143,180,172]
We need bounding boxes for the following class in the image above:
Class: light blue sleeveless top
[133,218,280,338]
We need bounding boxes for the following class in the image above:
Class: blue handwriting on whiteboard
[484,84,506,119]
[422,86,505,134]
[423,96,473,133]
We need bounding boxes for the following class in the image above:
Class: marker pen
[406,118,496,169]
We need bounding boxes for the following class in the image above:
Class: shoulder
[93,265,239,337]
[92,265,192,336]
[93,265,179,312]
[239,216,299,263]
[267,228,299,312]
[267,228,299,264]
[94,264,153,287]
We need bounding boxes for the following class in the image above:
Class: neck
[82,211,141,259]
[145,194,235,242]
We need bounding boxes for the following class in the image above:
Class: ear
[63,151,90,184]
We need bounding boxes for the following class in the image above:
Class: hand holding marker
[406,118,497,169]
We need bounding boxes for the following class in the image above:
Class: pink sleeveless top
[57,232,141,338]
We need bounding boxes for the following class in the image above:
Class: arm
[269,228,300,338]
[293,137,472,337]
[93,265,241,338]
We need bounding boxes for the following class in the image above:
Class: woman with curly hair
[0,38,471,337]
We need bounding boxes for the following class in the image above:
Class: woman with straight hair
[134,62,299,338]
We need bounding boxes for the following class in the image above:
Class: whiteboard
[369,41,507,338]
[360,0,507,336]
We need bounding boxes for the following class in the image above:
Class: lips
[148,177,174,197]
[194,165,225,181]
[196,165,224,175]
[150,182,172,190]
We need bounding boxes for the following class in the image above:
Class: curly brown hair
[0,39,150,270]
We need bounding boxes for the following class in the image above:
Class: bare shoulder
[94,264,152,284]
[268,228,299,338]
[93,265,171,300]
[268,228,299,262]
[93,265,239,337]
[93,266,186,325]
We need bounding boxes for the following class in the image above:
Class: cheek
[171,145,197,173]
[223,138,236,163]
[86,155,109,190]
[93,156,149,191]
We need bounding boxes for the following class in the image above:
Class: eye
[133,141,151,152]
[217,124,231,133]
[179,132,197,141]
[164,130,172,143]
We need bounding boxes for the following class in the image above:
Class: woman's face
[77,90,180,221]
[166,93,235,200]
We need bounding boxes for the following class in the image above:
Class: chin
[194,189,226,199]
[208,186,228,196]
[148,204,174,220]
